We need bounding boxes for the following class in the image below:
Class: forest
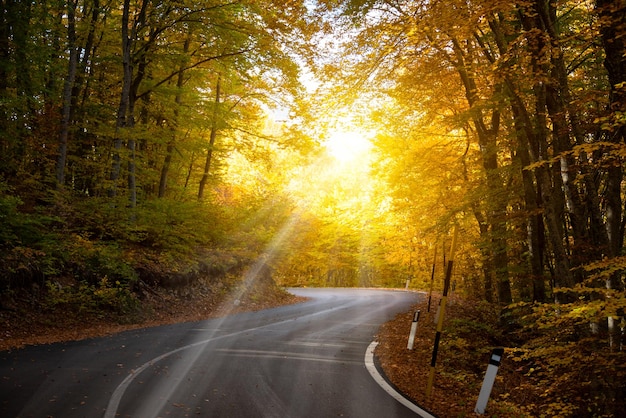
[1,0,625,416]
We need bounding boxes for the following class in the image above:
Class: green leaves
[44,277,138,316]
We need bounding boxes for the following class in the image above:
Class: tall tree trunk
[109,0,132,198]
[486,12,548,302]
[13,0,33,111]
[0,2,11,174]
[538,0,610,280]
[486,8,575,298]
[504,76,575,293]
[185,151,196,189]
[2,0,34,173]
[159,147,174,198]
[159,33,191,198]
[111,0,148,207]
[450,37,512,304]
[511,3,579,294]
[596,0,626,350]
[70,0,100,131]
[462,137,496,301]
[72,0,103,195]
[125,1,149,208]
[473,206,495,302]
[127,81,138,208]
[0,3,8,94]
[198,75,222,200]
[597,0,626,268]
[128,138,136,207]
[56,0,79,188]
[512,102,547,302]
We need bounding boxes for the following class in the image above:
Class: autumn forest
[1,0,625,416]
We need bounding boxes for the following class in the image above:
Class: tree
[0,0,316,293]
[313,0,624,306]
[198,74,222,200]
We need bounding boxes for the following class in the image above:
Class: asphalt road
[1,288,426,418]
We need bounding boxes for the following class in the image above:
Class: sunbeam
[105,210,304,417]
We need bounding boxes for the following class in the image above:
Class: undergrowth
[44,277,139,316]
[377,294,626,418]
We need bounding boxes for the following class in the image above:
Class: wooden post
[426,246,437,313]
[426,225,458,397]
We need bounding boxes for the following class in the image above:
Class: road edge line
[364,341,437,418]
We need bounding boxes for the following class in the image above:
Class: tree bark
[56,0,79,188]
[450,37,512,304]
[198,75,222,200]
[596,0,626,270]
[159,33,191,198]
[109,0,133,198]
[510,2,578,293]
[511,101,547,302]
[0,2,12,173]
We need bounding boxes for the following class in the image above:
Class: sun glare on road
[324,130,373,164]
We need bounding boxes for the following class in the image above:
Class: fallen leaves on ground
[0,279,304,352]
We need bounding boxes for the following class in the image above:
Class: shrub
[0,182,64,287]
[64,235,138,287]
[44,277,138,316]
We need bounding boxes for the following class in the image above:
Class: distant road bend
[1,288,430,417]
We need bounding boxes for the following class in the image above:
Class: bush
[0,183,64,287]
[64,235,138,287]
[44,277,138,316]
[503,301,626,417]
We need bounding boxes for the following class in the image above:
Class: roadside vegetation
[377,293,626,418]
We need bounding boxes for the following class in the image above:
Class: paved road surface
[1,288,426,417]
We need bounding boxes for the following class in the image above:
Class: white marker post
[407,310,421,350]
[475,347,504,414]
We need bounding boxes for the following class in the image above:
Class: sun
[324,130,373,163]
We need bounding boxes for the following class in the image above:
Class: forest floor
[3,285,529,417]
[0,277,306,351]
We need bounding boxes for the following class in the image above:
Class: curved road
[1,288,427,417]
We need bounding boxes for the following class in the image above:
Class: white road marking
[212,348,362,364]
[286,341,346,347]
[104,305,348,418]
[364,341,437,418]
[105,292,422,418]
